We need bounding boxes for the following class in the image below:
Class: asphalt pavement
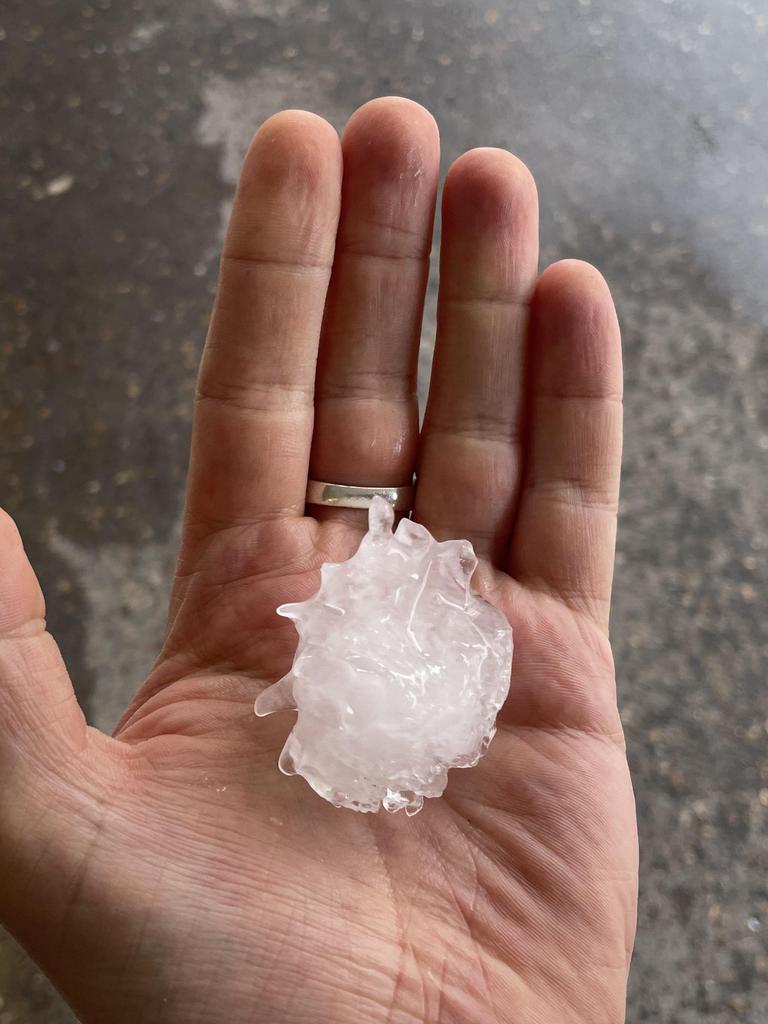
[1,1,766,1021]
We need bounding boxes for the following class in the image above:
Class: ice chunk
[255,497,513,815]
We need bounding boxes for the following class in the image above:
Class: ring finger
[414,148,539,565]
[308,97,440,527]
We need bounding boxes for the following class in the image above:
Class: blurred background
[1,0,766,1021]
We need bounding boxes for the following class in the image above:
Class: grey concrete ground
[1,0,766,1020]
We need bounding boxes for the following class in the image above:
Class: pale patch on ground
[43,175,74,197]
[197,65,346,242]
[127,20,166,47]
[211,0,300,16]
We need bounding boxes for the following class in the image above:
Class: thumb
[0,511,135,958]
[0,508,113,935]
[0,508,88,765]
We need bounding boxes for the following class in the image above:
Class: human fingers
[413,148,539,564]
[184,111,342,541]
[507,260,623,630]
[309,97,439,529]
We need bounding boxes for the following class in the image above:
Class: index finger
[184,110,342,539]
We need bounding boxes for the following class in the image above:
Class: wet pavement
[1,0,767,1021]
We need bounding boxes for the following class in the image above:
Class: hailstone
[255,496,513,815]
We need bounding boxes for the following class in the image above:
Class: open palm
[0,98,637,1023]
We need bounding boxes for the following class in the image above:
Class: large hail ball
[255,497,513,815]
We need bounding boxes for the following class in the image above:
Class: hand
[0,98,637,1023]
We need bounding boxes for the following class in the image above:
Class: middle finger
[309,97,440,527]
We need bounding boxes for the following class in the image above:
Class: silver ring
[306,480,414,512]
